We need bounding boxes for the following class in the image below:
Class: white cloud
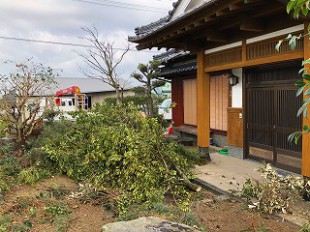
[0,0,174,78]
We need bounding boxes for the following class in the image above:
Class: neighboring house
[45,77,131,105]
[154,82,171,98]
[29,77,133,117]
[129,0,310,177]
[52,77,133,108]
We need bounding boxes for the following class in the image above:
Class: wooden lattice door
[246,65,302,173]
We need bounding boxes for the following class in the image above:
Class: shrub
[0,169,9,198]
[105,94,165,117]
[0,120,8,138]
[18,167,51,186]
[43,104,193,214]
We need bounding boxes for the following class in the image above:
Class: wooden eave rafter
[134,0,288,51]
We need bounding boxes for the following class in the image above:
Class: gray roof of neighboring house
[154,49,196,78]
[38,77,132,96]
[154,49,190,63]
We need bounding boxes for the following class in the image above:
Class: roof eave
[130,0,290,50]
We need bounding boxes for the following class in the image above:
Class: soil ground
[0,176,301,232]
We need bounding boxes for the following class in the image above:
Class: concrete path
[194,152,263,195]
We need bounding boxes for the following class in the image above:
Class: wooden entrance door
[245,65,302,173]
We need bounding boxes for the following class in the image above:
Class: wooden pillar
[171,79,184,126]
[303,21,310,177]
[197,50,210,149]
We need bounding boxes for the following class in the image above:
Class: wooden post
[303,21,310,178]
[197,50,210,153]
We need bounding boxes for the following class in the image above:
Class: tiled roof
[154,48,196,77]
[128,0,182,41]
[129,0,212,42]
[160,59,196,77]
[154,49,190,63]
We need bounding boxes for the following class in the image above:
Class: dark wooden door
[245,65,302,173]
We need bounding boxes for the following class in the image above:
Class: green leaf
[275,40,283,52]
[287,1,295,13]
[295,80,306,87]
[303,74,310,81]
[305,88,310,96]
[296,86,305,96]
[288,36,297,50]
[302,59,310,66]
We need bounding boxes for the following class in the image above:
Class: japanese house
[129,0,310,177]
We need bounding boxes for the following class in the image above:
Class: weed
[174,144,203,165]
[0,214,11,225]
[13,197,32,213]
[149,202,172,216]
[181,211,199,227]
[300,223,310,232]
[55,216,70,232]
[44,205,70,217]
[241,179,259,200]
[0,156,21,176]
[117,211,138,221]
[0,214,11,232]
[28,207,37,218]
[18,167,50,185]
[256,224,271,232]
[0,180,8,198]
[0,143,13,155]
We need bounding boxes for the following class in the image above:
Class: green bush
[105,94,165,116]
[43,104,192,214]
[0,169,9,197]
[0,120,8,138]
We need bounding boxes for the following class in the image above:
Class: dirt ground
[0,176,115,232]
[191,190,300,232]
[0,176,301,232]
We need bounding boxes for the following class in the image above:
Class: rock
[217,195,230,202]
[201,199,213,204]
[102,217,200,232]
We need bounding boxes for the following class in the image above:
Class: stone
[102,217,200,232]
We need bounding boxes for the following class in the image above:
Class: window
[210,75,230,131]
[183,79,197,126]
[61,101,66,106]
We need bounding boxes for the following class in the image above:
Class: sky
[0,0,174,83]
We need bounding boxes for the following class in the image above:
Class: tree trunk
[115,88,121,105]
[147,80,154,117]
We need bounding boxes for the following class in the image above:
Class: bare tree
[0,60,56,148]
[80,26,130,104]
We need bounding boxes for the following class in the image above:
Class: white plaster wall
[231,68,243,108]
[171,0,205,20]
[247,24,304,44]
[171,0,191,20]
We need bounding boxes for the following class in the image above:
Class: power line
[0,36,160,53]
[88,0,168,10]
[72,0,168,12]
